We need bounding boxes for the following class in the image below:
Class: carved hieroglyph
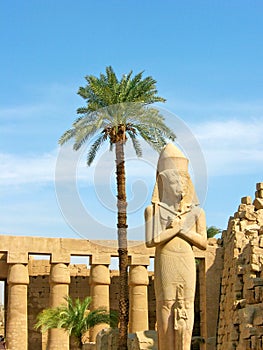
[145,143,207,350]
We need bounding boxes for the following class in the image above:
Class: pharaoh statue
[145,143,207,350]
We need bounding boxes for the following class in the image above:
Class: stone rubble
[217,183,263,350]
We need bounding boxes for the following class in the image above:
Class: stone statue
[145,143,207,350]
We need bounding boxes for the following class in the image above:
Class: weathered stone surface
[256,189,263,198]
[83,342,96,350]
[253,306,263,326]
[96,328,112,350]
[254,198,263,210]
[6,264,29,350]
[241,196,252,205]
[256,183,263,191]
[145,143,207,350]
[129,265,149,333]
[0,234,221,350]
[131,331,158,350]
[246,278,263,290]
[217,183,263,349]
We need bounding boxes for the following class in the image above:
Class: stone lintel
[129,255,150,266]
[51,253,71,264]
[89,254,111,265]
[7,252,28,264]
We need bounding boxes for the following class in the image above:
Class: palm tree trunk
[115,140,129,350]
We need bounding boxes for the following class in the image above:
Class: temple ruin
[1,183,263,349]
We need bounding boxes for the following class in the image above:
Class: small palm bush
[35,296,118,348]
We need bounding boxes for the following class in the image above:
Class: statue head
[152,143,198,210]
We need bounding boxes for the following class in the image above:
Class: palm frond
[87,134,106,166]
[85,308,110,329]
[127,130,142,157]
[59,128,76,145]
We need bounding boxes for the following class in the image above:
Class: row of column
[5,262,149,350]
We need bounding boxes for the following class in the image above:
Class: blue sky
[1,0,263,242]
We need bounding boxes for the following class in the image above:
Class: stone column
[129,264,149,333]
[48,263,70,350]
[6,263,29,350]
[89,263,111,341]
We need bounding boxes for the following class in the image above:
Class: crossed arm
[145,204,207,250]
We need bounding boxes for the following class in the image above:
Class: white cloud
[0,151,57,186]
[0,83,78,120]
[166,98,263,117]
[1,116,263,188]
[191,118,263,176]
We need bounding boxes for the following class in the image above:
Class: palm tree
[59,66,175,350]
[35,296,117,349]
[207,226,222,238]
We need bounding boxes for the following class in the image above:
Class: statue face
[159,170,189,205]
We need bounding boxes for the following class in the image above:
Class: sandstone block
[239,204,257,221]
[255,286,263,303]
[246,223,260,232]
[241,325,257,339]
[131,331,158,350]
[237,265,244,275]
[238,204,247,212]
[254,198,263,210]
[256,183,263,190]
[234,279,243,292]
[251,263,261,273]
[256,190,263,198]
[238,306,255,324]
[259,236,263,248]
[256,210,263,226]
[242,196,252,205]
[236,343,245,350]
[230,327,239,341]
[234,212,239,219]
[253,306,263,326]
[251,254,259,265]
[246,278,263,290]
[240,220,250,232]
[83,342,96,350]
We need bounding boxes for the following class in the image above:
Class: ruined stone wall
[26,262,156,347]
[0,236,220,350]
[217,183,263,350]
[26,259,210,349]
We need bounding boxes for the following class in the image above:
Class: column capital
[49,263,70,284]
[7,263,29,285]
[90,264,110,285]
[129,265,149,286]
